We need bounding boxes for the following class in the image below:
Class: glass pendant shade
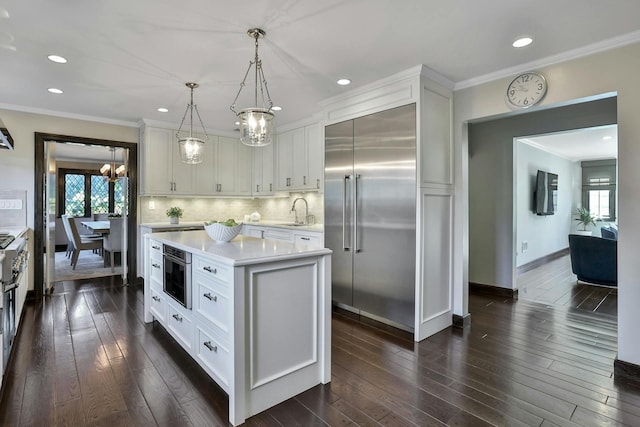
[230,28,276,147]
[178,136,204,164]
[177,82,208,164]
[238,107,274,147]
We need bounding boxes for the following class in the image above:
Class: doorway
[513,125,618,316]
[34,133,138,300]
[467,95,617,300]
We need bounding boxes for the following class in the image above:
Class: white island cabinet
[143,231,332,426]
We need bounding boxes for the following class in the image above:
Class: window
[58,168,127,217]
[581,160,616,221]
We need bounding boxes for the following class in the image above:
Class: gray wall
[468,96,616,289]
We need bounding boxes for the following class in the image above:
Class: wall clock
[506,72,547,108]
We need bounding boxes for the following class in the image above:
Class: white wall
[454,42,640,366]
[515,142,577,267]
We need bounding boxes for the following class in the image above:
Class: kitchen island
[143,231,332,426]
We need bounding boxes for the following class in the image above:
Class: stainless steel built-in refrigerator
[325,103,416,330]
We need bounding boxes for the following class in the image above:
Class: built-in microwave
[163,244,192,309]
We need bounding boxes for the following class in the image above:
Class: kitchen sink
[282,223,308,227]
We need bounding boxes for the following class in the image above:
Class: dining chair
[61,215,76,259]
[67,217,104,270]
[103,218,123,272]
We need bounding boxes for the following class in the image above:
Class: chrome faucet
[290,197,309,224]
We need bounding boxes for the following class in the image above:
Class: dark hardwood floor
[517,254,617,318]
[1,276,639,426]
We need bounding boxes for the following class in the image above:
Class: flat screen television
[534,170,558,215]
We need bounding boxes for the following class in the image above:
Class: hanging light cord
[230,29,273,114]
[177,83,209,140]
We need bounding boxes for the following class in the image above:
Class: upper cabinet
[140,126,195,195]
[215,136,252,196]
[140,124,252,197]
[252,142,274,196]
[275,122,323,192]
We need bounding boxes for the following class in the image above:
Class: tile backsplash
[139,192,324,225]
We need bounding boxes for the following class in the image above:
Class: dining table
[80,220,111,235]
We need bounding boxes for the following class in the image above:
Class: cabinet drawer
[194,276,230,340]
[293,232,323,247]
[195,325,230,391]
[167,303,193,351]
[193,255,231,282]
[149,239,163,259]
[149,286,166,324]
[263,227,292,242]
[149,257,163,282]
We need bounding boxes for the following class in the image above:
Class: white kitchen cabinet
[191,133,218,194]
[293,230,323,247]
[140,126,195,195]
[242,225,292,242]
[305,123,324,192]
[241,224,323,246]
[251,142,274,196]
[275,123,322,192]
[215,137,252,196]
[143,233,331,426]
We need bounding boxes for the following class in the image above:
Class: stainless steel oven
[1,235,27,371]
[163,244,192,309]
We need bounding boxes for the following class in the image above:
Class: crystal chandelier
[177,82,208,164]
[230,28,275,147]
[100,147,126,182]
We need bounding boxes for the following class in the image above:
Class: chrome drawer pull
[203,293,217,302]
[172,314,182,322]
[301,237,310,241]
[152,296,160,302]
[203,266,217,274]
[152,263,160,269]
[151,245,160,250]
[204,341,217,352]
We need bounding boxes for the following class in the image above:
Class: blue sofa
[601,225,618,240]
[568,234,617,286]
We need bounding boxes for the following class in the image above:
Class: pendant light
[230,28,275,147]
[177,82,208,164]
[100,147,126,182]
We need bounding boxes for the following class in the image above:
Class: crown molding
[0,103,139,128]
[455,30,640,90]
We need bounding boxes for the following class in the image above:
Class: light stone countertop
[140,220,323,232]
[147,230,331,267]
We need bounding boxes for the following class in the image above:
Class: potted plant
[166,206,183,224]
[574,207,597,235]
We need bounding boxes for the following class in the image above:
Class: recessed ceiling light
[512,37,533,48]
[272,106,282,111]
[337,78,351,86]
[235,121,240,126]
[157,107,169,113]
[47,54,67,64]
[47,87,63,94]
[602,135,613,140]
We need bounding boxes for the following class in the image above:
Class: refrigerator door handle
[355,174,361,253]
[343,175,351,251]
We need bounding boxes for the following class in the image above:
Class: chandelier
[177,82,208,164]
[100,148,126,182]
[230,28,275,147]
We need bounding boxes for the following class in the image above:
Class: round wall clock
[506,72,547,108]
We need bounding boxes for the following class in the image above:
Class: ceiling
[518,125,618,161]
[1,1,640,134]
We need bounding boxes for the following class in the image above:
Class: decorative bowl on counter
[204,222,243,242]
